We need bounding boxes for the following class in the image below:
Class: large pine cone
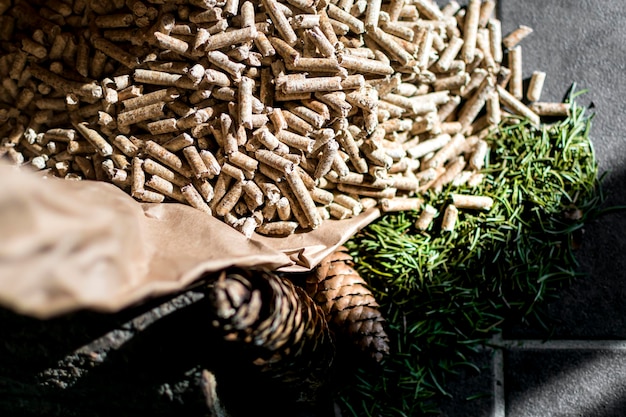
[307,247,390,362]
[206,268,335,397]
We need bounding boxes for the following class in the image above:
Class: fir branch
[340,97,604,416]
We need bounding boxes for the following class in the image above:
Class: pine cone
[206,268,335,397]
[307,247,390,362]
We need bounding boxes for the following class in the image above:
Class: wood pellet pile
[0,0,570,237]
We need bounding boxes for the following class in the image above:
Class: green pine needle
[340,96,603,416]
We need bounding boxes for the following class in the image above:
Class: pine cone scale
[335,306,383,324]
[307,246,390,362]
[318,274,368,291]
[206,268,335,402]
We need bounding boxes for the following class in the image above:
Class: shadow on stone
[505,348,626,417]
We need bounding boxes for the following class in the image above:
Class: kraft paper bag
[0,164,379,318]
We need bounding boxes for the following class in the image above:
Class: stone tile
[500,0,626,340]
[504,207,626,340]
[505,349,626,417]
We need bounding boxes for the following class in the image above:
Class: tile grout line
[489,335,626,417]
[492,342,506,417]
[493,339,626,350]
[478,1,622,415]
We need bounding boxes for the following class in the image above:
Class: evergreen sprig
[341,96,603,416]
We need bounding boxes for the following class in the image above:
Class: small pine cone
[307,246,390,362]
[206,268,335,396]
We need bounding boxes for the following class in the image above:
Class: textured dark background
[499,0,626,340]
[440,1,626,416]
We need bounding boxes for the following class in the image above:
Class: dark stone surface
[445,1,626,416]
[500,2,626,417]
[500,0,626,340]
[505,349,626,417]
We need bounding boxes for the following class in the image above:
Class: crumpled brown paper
[0,164,379,318]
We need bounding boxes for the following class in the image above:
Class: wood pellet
[0,0,566,237]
